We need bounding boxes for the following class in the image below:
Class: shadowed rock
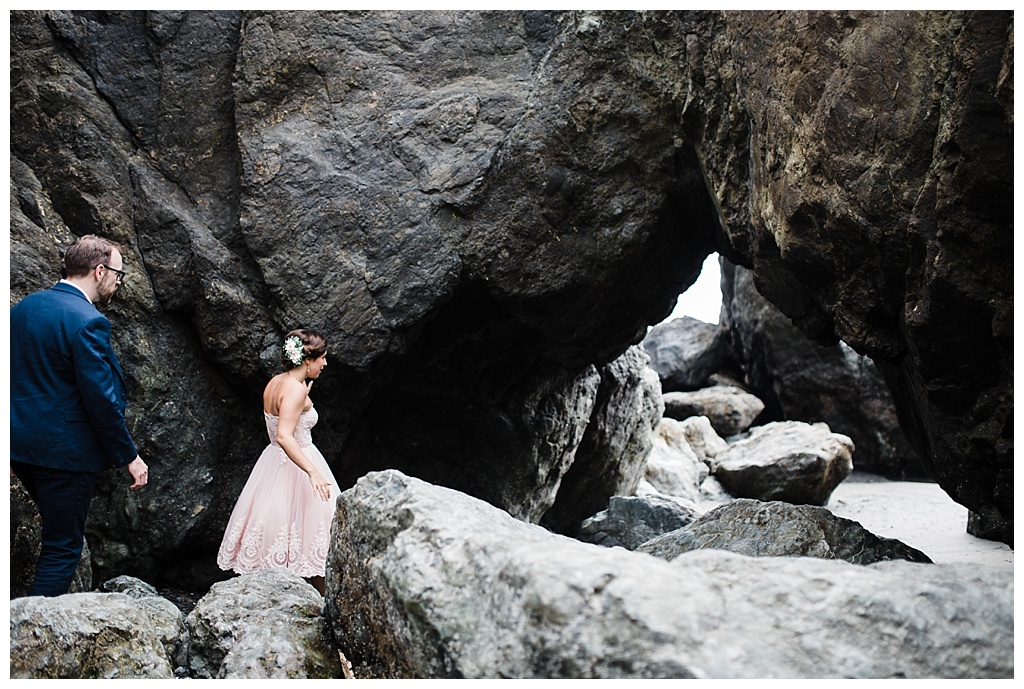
[541,345,665,536]
[579,493,702,550]
[642,316,727,391]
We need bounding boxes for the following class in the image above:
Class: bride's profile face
[306,354,328,379]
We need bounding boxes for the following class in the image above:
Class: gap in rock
[659,252,722,326]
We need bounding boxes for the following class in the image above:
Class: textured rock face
[10,592,184,679]
[8,8,1014,592]
[185,569,343,679]
[688,11,1013,541]
[325,470,1013,679]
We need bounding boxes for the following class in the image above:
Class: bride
[216,328,339,596]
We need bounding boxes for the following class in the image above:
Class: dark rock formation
[721,258,928,479]
[687,11,1013,542]
[541,345,664,536]
[637,498,933,565]
[8,9,1013,593]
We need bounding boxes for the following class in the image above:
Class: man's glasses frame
[97,264,126,283]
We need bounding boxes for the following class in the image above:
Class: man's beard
[96,286,116,306]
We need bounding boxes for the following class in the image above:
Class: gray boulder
[10,592,185,679]
[578,494,702,550]
[325,469,1012,679]
[542,345,665,535]
[185,569,344,679]
[637,498,932,565]
[642,316,727,391]
[711,421,854,505]
[663,385,765,436]
[101,574,160,597]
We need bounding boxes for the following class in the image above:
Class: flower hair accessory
[283,335,305,367]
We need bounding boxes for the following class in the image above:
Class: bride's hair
[282,328,328,369]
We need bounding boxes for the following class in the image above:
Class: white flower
[283,335,305,367]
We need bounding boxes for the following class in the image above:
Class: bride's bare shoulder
[264,373,299,412]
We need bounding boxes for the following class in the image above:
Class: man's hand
[127,456,148,490]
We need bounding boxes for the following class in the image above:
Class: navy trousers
[11,461,96,597]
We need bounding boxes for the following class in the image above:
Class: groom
[10,234,149,597]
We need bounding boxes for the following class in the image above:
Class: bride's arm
[276,381,332,502]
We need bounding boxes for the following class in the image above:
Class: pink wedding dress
[217,405,340,578]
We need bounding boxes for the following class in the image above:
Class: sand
[825,478,1013,570]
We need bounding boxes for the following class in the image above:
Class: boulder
[578,493,702,550]
[663,385,765,436]
[101,574,160,598]
[643,418,710,503]
[637,498,932,565]
[325,469,1012,678]
[185,569,344,679]
[642,316,727,391]
[676,415,730,463]
[10,592,185,679]
[710,421,854,505]
[542,345,665,536]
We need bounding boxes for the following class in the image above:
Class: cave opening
[658,252,723,326]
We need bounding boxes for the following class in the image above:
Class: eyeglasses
[97,264,126,283]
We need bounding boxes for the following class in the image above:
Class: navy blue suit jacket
[10,282,138,472]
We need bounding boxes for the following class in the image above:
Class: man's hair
[63,234,121,278]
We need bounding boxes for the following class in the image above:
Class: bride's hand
[308,470,332,502]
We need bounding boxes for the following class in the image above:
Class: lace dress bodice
[264,406,318,448]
